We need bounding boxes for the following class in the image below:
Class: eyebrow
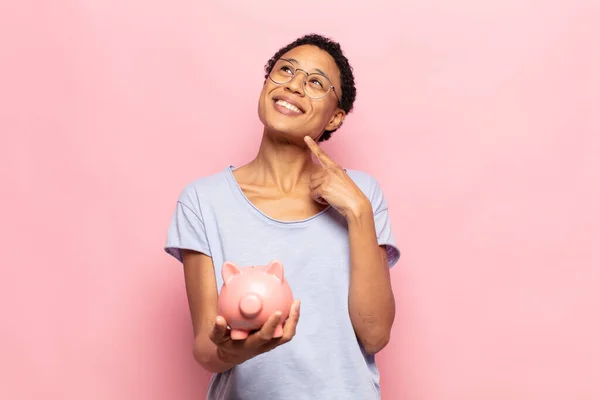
[283,58,331,81]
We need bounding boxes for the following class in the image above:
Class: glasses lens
[269,59,295,84]
[304,74,331,99]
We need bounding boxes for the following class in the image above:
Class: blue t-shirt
[165,166,400,400]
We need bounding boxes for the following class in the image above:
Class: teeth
[276,100,302,113]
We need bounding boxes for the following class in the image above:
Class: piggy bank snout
[239,292,263,318]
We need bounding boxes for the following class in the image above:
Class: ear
[326,109,346,132]
[265,260,284,282]
[222,261,242,285]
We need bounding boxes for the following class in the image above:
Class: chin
[258,109,300,138]
[265,123,305,143]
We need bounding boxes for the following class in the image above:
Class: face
[258,44,345,142]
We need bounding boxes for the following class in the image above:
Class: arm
[303,136,396,355]
[346,209,395,355]
[182,249,236,373]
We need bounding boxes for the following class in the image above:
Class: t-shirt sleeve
[164,185,211,263]
[369,176,401,268]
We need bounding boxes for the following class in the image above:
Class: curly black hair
[264,33,357,142]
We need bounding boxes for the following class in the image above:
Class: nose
[284,71,307,96]
[239,293,263,318]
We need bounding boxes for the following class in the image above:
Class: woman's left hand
[304,136,372,219]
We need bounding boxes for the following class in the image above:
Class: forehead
[280,45,340,85]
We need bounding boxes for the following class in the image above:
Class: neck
[246,130,319,191]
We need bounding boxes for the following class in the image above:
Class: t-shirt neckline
[224,165,332,226]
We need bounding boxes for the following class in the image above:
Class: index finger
[264,300,301,350]
[281,300,300,340]
[246,311,282,346]
[304,136,335,167]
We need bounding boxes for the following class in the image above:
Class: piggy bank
[218,260,294,340]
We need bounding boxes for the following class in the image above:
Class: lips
[273,95,305,114]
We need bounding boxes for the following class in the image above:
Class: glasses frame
[268,58,341,106]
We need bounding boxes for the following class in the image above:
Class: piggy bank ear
[222,261,242,285]
[265,260,284,282]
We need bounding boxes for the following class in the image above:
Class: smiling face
[258,45,346,142]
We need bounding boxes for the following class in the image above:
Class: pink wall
[1,0,599,399]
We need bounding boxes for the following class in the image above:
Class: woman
[165,33,400,399]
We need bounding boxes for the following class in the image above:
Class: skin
[184,44,395,374]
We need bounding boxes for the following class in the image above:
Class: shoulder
[345,169,389,212]
[177,166,232,208]
[345,169,382,197]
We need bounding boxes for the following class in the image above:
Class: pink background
[1,0,599,399]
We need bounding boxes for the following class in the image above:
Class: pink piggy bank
[218,260,294,340]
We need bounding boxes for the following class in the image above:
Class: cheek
[313,103,336,127]
[257,87,270,115]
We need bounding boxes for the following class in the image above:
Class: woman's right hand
[208,300,301,366]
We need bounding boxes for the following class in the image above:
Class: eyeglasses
[268,58,341,105]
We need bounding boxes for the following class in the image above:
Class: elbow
[193,339,231,374]
[353,313,394,355]
[359,330,391,355]
[193,342,215,371]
